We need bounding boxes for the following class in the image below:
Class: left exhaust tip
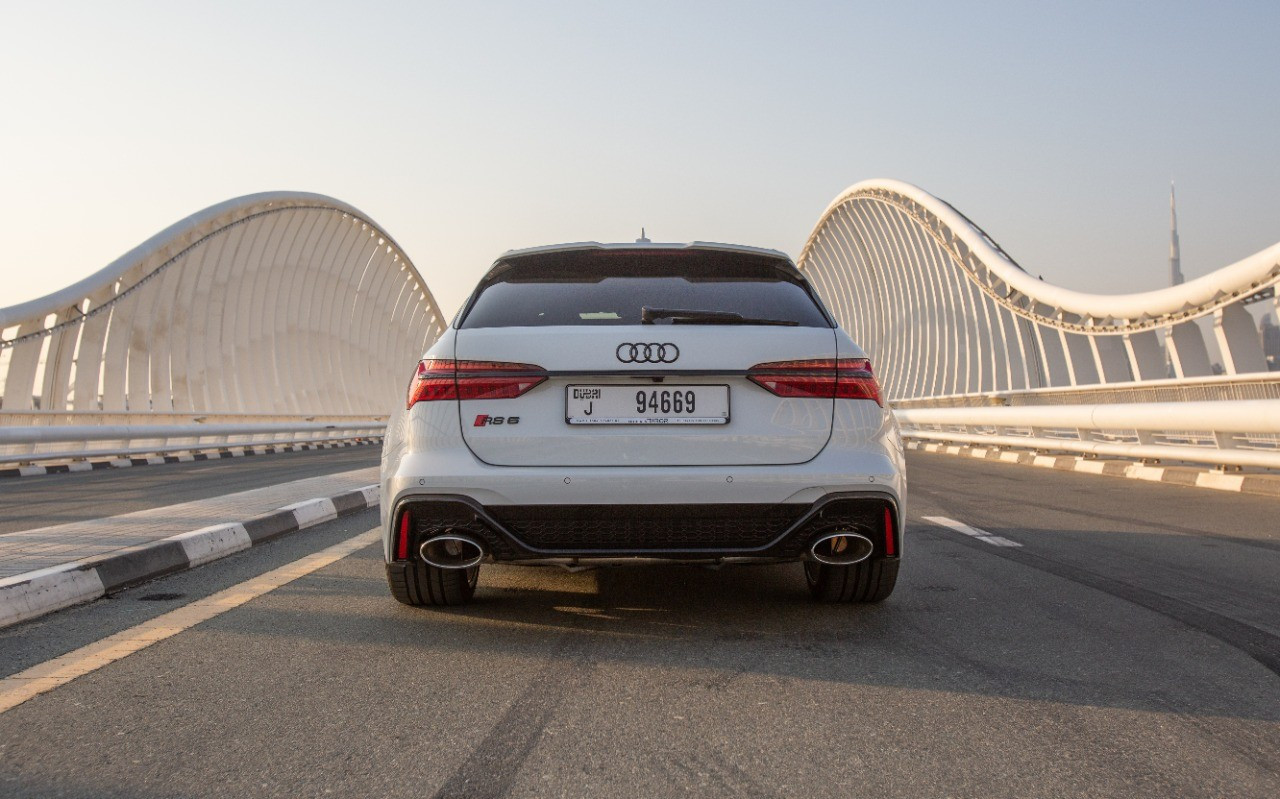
[420,534,485,570]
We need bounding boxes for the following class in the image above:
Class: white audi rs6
[380,241,905,606]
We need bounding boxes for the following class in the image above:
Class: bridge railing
[0,412,385,465]
[895,399,1280,469]
[892,373,1280,409]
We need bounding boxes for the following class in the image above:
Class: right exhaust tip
[808,530,874,566]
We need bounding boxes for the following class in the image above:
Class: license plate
[566,385,729,425]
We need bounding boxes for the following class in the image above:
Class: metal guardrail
[0,413,386,465]
[895,400,1280,470]
[892,373,1280,409]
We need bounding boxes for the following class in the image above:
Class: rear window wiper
[640,307,799,326]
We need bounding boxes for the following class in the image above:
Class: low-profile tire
[386,562,479,607]
[804,558,898,603]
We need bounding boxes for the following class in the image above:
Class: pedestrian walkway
[0,467,378,579]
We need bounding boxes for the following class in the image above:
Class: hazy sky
[2,1,1277,318]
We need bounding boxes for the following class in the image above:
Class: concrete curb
[906,440,1280,498]
[0,438,382,479]
[0,484,380,629]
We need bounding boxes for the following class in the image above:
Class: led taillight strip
[746,358,882,406]
[406,359,547,408]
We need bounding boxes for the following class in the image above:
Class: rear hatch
[453,245,839,467]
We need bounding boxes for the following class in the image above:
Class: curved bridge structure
[798,180,1280,468]
[798,179,1280,402]
[0,192,445,463]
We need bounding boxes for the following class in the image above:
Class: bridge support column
[1166,322,1213,378]
[1123,330,1167,381]
[3,321,44,410]
[42,308,80,411]
[1213,303,1267,374]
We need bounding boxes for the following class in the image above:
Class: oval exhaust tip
[420,534,485,570]
[809,531,874,566]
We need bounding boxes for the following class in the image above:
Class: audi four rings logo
[616,342,679,363]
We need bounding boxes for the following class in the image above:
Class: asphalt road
[1,451,1278,798]
[0,446,380,535]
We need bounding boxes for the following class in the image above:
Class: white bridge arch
[0,192,445,464]
[798,180,1280,469]
[798,179,1280,402]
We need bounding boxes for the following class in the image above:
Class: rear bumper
[388,492,901,565]
[380,401,907,564]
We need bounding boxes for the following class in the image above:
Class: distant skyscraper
[1169,183,1184,286]
[1262,315,1280,371]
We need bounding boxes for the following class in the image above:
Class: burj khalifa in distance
[1170,183,1185,287]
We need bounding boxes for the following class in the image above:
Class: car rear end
[380,242,905,605]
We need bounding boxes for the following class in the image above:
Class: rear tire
[386,562,479,607]
[804,558,897,603]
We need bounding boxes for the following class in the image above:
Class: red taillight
[836,359,883,405]
[455,360,548,400]
[883,505,895,556]
[746,358,882,405]
[406,359,547,408]
[396,511,411,560]
[407,359,459,406]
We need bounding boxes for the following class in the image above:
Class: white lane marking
[922,516,1023,548]
[0,529,379,716]
[984,536,1022,547]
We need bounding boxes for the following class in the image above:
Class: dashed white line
[922,516,1023,548]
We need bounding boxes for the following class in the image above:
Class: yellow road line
[0,529,379,715]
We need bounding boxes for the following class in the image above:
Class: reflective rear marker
[922,516,1023,548]
[396,511,411,560]
[883,506,896,556]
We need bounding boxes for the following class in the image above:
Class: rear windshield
[458,249,832,329]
